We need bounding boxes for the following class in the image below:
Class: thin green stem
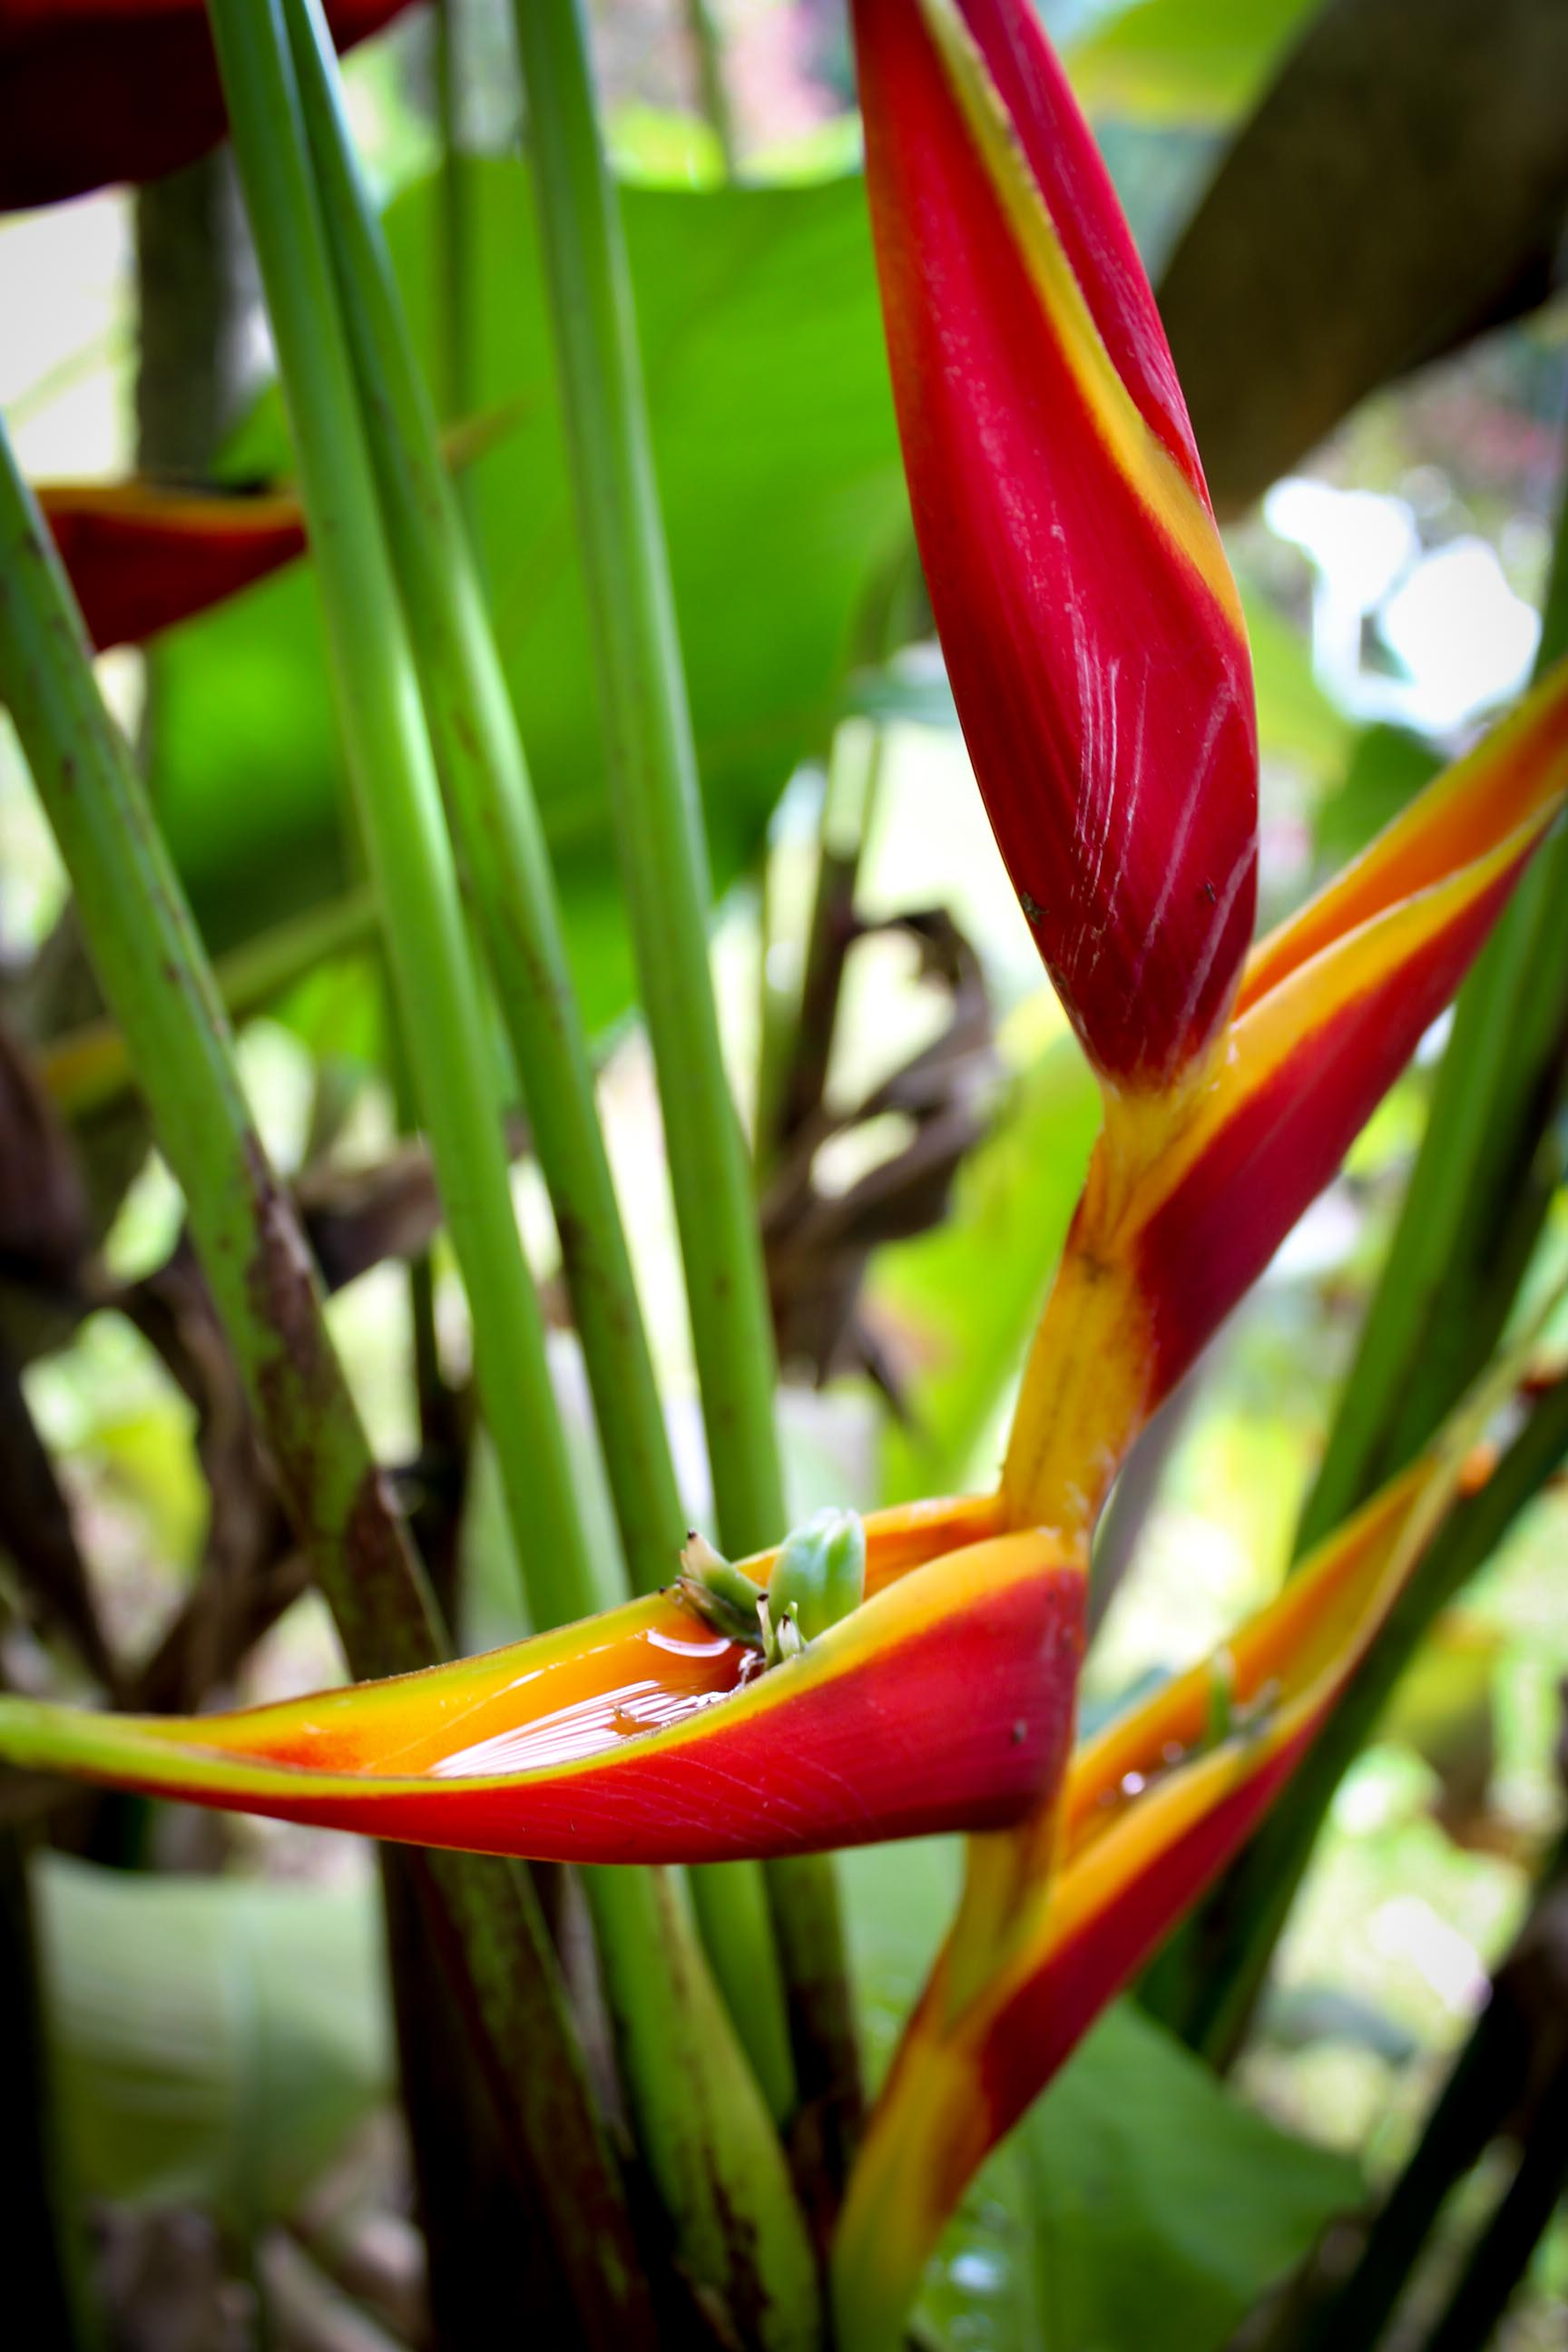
[275,4,814,2317]
[209,0,593,1632]
[510,0,860,2167]
[510,0,783,1563]
[285,0,683,1609]
[0,416,651,2347]
[432,0,475,430]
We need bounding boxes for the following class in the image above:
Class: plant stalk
[270,5,816,2324]
[510,0,860,2161]
[681,0,741,176]
[284,0,685,1612]
[208,0,594,1630]
[0,416,652,2347]
[1290,1830,1568,2352]
[39,887,377,1119]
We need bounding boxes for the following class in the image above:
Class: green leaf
[1066,0,1319,128]
[1014,2003,1359,2352]
[838,1844,1359,2352]
[37,1855,390,2224]
[872,1004,1101,1504]
[147,162,909,1034]
[1159,0,1568,516]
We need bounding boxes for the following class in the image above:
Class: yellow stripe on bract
[1241,656,1568,1013]
[916,0,1244,637]
[1131,808,1557,1229]
[38,482,302,534]
[991,1378,1524,2009]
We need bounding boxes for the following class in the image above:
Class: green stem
[432,0,475,430]
[0,417,651,2347]
[511,0,784,1563]
[209,0,592,1632]
[275,4,814,2319]
[511,0,859,2170]
[285,0,683,1610]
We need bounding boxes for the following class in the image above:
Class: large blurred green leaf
[1160,0,1568,517]
[1066,0,1319,127]
[1014,2002,1358,2351]
[148,162,909,1032]
[839,1841,1360,2352]
[37,1855,389,2222]
[873,1004,1101,1504]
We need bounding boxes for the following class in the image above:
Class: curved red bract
[40,485,309,650]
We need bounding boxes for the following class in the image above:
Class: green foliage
[838,1839,1358,2351]
[1013,2003,1359,2352]
[1065,0,1318,126]
[38,1856,389,2224]
[146,162,909,1033]
[1158,0,1568,514]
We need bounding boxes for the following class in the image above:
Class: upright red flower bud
[851,0,1258,1090]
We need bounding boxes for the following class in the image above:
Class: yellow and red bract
[4,1,1568,2339]
[830,1457,1454,2339]
[0,1499,1085,1864]
[37,482,309,652]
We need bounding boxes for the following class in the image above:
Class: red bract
[831,1455,1458,2337]
[37,482,308,651]
[0,1503,1085,1864]
[0,0,414,211]
[852,0,1259,1090]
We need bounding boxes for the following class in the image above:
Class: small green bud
[678,1530,766,1644]
[1203,1648,1238,1751]
[764,1508,867,1652]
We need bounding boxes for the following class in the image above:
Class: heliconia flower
[0,1,415,213]
[1003,652,1568,1537]
[829,1449,1465,2347]
[37,482,309,652]
[850,0,1259,1093]
[0,1498,1086,1864]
